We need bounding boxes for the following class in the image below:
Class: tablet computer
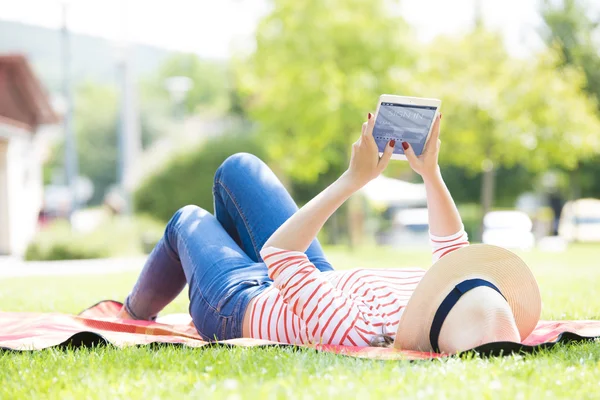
[373,94,441,160]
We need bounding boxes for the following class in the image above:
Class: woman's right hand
[344,113,395,189]
[403,113,442,180]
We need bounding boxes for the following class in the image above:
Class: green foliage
[24,215,164,261]
[443,165,538,207]
[238,0,414,182]
[541,0,600,199]
[73,84,120,204]
[44,83,161,205]
[416,29,600,173]
[456,203,482,241]
[43,84,119,203]
[541,0,600,111]
[238,0,600,213]
[134,134,266,222]
[25,220,109,261]
[43,54,234,206]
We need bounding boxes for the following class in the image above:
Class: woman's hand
[263,113,393,253]
[403,114,442,180]
[344,113,395,188]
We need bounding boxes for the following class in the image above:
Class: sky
[0,0,548,58]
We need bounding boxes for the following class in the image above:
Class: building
[0,54,58,255]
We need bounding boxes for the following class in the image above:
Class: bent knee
[171,205,208,225]
[220,152,262,171]
[214,152,264,183]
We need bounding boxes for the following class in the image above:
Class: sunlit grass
[1,244,599,399]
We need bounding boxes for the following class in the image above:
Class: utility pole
[474,0,483,29]
[62,2,79,219]
[116,0,141,215]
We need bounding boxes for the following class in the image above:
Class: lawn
[1,244,600,399]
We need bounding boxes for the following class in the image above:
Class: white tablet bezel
[373,94,441,161]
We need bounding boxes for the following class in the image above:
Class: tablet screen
[373,102,437,156]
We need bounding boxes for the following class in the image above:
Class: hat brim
[393,244,541,352]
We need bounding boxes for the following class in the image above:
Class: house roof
[0,54,59,132]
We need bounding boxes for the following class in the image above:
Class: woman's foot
[115,306,134,320]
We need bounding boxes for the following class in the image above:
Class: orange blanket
[1,301,599,360]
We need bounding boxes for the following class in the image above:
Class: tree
[45,83,162,205]
[238,0,414,182]
[541,0,600,111]
[76,84,121,205]
[238,0,600,242]
[541,0,600,199]
[44,84,119,205]
[414,29,600,237]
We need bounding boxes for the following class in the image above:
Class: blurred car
[558,198,600,243]
[482,211,535,250]
[376,208,430,247]
[361,176,427,208]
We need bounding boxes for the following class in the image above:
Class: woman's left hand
[343,113,395,188]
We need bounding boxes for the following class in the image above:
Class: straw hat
[394,244,541,354]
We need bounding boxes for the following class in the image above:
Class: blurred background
[0,0,599,263]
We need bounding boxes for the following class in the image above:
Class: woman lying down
[117,113,541,354]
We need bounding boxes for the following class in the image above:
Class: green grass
[1,244,600,399]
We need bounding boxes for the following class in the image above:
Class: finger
[363,112,375,138]
[402,141,419,164]
[361,121,368,136]
[378,139,395,170]
[432,113,441,141]
[424,113,441,153]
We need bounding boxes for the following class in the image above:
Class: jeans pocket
[191,295,232,341]
[216,280,260,315]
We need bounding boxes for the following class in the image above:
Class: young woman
[118,113,471,346]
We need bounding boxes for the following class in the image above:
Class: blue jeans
[124,153,334,341]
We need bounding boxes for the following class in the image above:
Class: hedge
[133,133,266,223]
[25,216,164,261]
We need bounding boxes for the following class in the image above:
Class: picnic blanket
[1,300,599,360]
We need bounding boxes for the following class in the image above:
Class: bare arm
[262,173,357,252]
[422,168,463,236]
[402,114,463,236]
[263,113,395,252]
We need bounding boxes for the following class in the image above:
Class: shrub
[25,220,109,261]
[457,203,482,241]
[133,133,266,222]
[25,215,165,261]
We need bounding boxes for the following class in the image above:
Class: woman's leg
[124,205,269,340]
[213,153,333,271]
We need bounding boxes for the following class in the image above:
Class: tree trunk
[479,159,496,242]
[568,166,581,201]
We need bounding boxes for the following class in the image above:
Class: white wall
[0,125,44,255]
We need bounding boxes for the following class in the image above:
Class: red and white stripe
[430,228,469,262]
[250,229,469,346]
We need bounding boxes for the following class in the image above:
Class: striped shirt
[249,229,469,346]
